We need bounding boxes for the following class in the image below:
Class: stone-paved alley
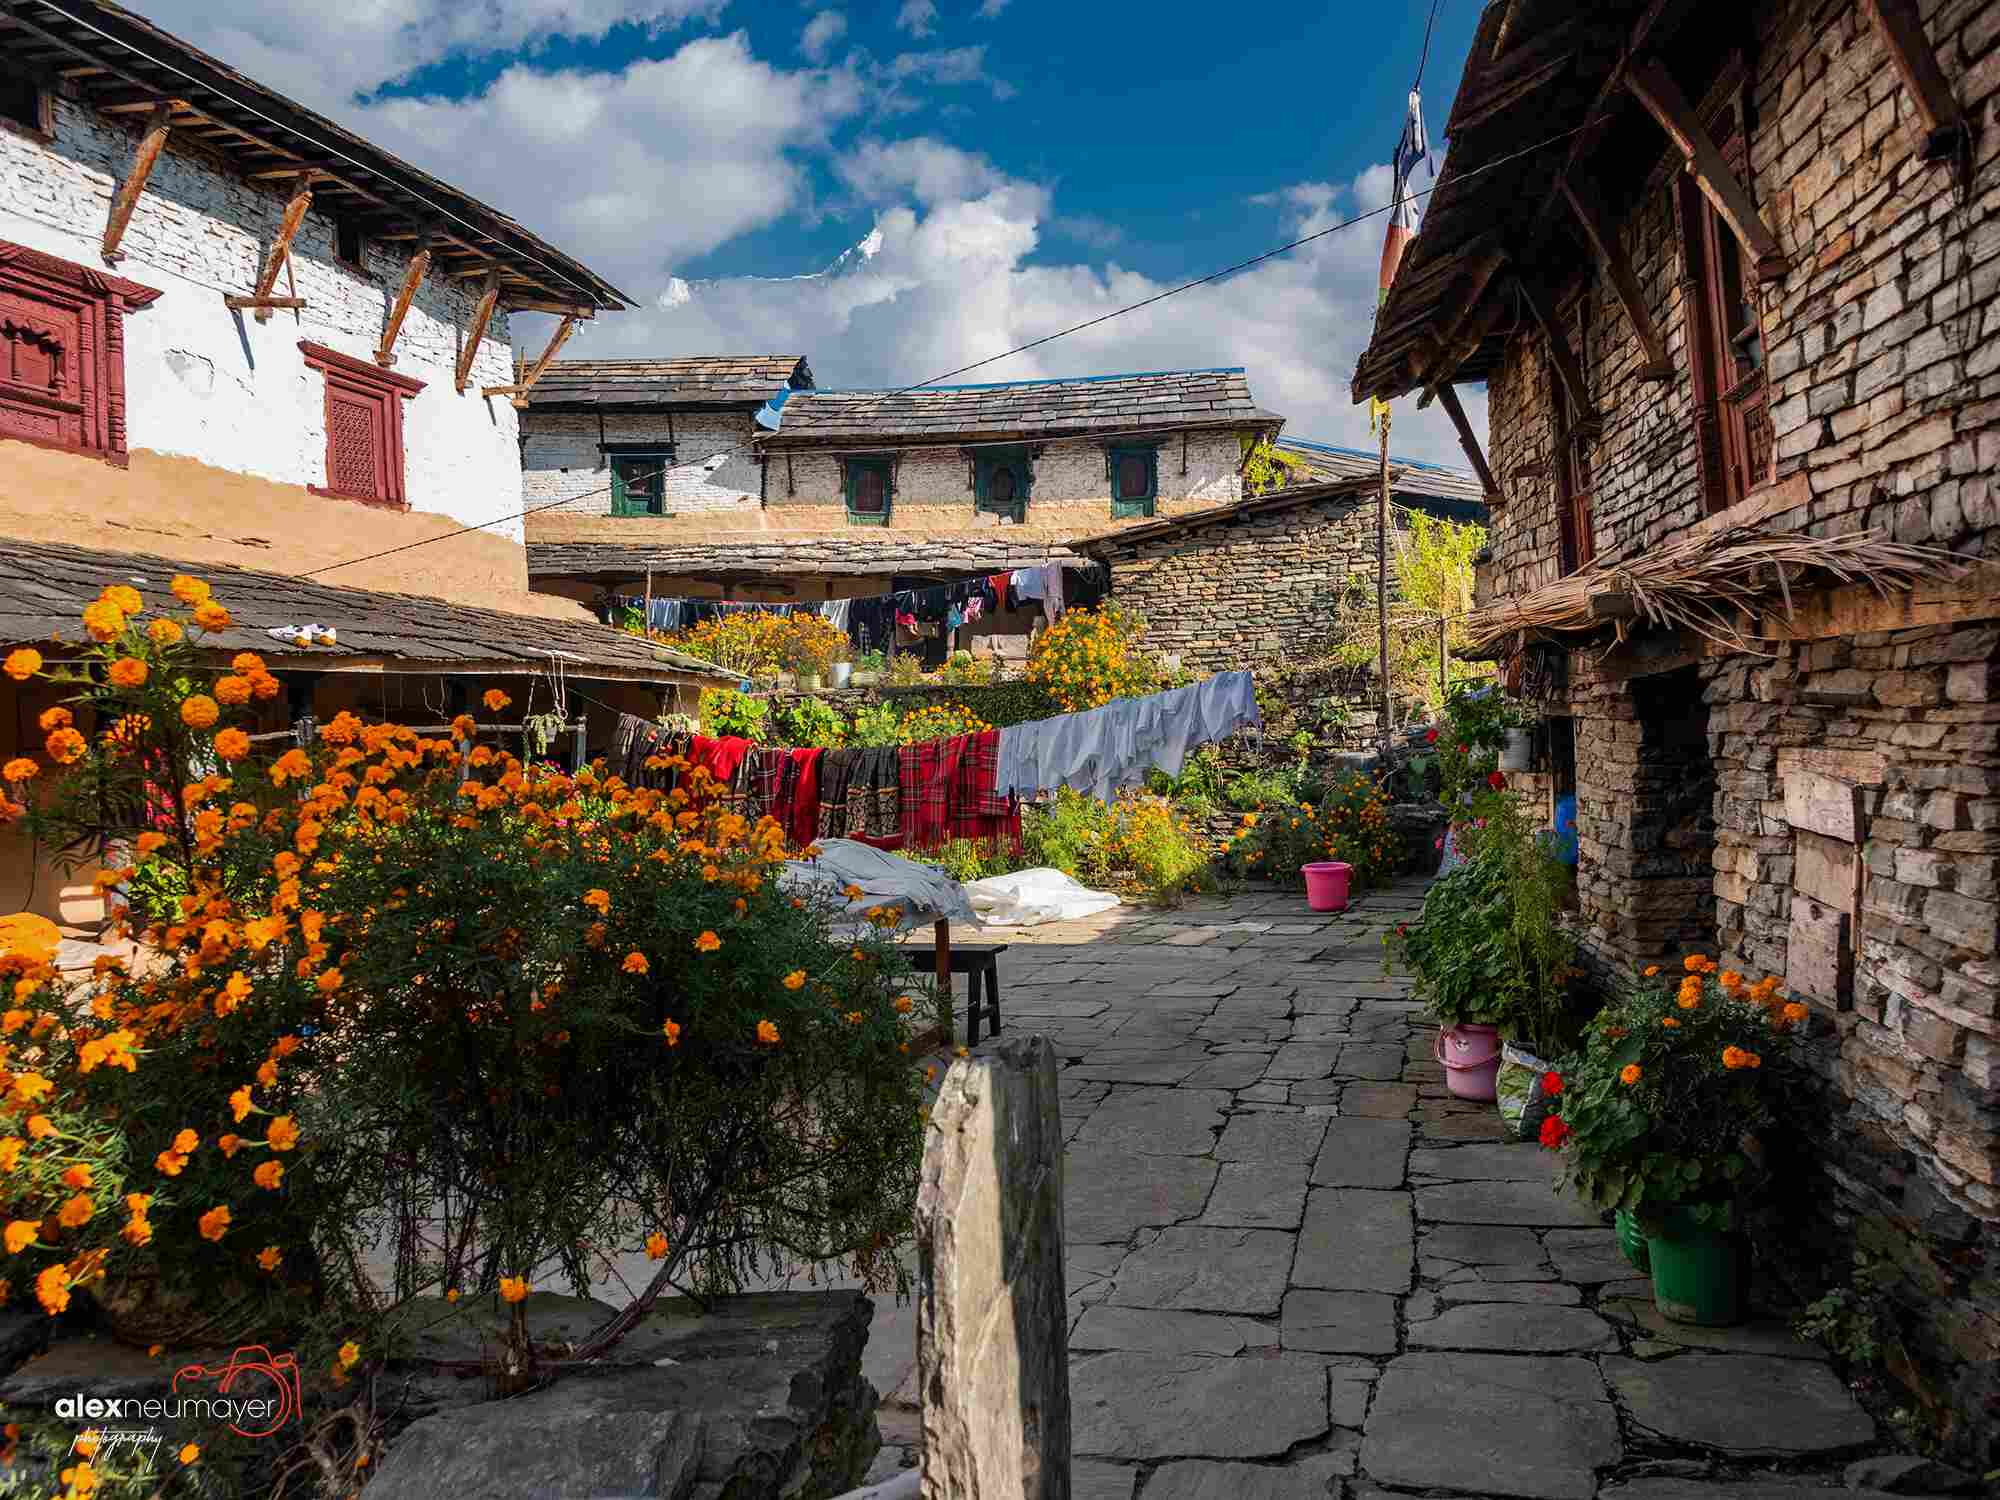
[872,878,1915,1500]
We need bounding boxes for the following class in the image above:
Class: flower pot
[1301,861,1351,912]
[796,672,823,692]
[830,662,853,689]
[1614,1209,1651,1274]
[1433,1022,1502,1101]
[1646,1205,1746,1326]
[1499,727,1533,771]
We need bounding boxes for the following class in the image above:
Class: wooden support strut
[1434,383,1503,500]
[1625,60,1788,281]
[1409,249,1507,405]
[100,101,173,264]
[483,313,581,404]
[455,269,503,395]
[243,175,314,323]
[1515,273,1599,430]
[1560,177,1672,380]
[1860,0,1975,162]
[375,239,433,367]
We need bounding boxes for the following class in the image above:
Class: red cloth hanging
[898,738,949,851]
[788,747,822,852]
[947,729,1021,853]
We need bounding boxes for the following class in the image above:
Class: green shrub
[1113,795,1215,905]
[775,696,848,748]
[1147,745,1227,806]
[1021,788,1114,883]
[915,838,1018,883]
[1220,773,1397,888]
[846,701,905,747]
[698,687,769,741]
[1222,765,1301,811]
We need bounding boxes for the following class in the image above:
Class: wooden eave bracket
[1515,272,1602,429]
[100,100,176,264]
[1434,383,1503,503]
[455,268,504,395]
[223,295,306,311]
[230,174,317,323]
[1559,177,1672,381]
[482,312,584,405]
[375,237,435,367]
[1625,60,1789,282]
[1860,0,1977,172]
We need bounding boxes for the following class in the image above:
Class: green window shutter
[610,461,632,516]
[1109,446,1157,519]
[846,457,893,525]
[975,447,1030,523]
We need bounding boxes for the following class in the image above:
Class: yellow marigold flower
[445,1288,460,1303]
[170,575,210,605]
[267,1116,300,1152]
[695,930,722,953]
[81,599,126,641]
[230,651,264,674]
[1782,1001,1808,1023]
[256,1246,282,1273]
[315,968,343,995]
[197,1205,231,1242]
[107,657,147,688]
[179,694,220,731]
[499,1275,530,1304]
[148,618,183,646]
[26,1116,54,1140]
[44,728,85,765]
[1678,994,1701,1011]
[1,758,35,785]
[893,995,914,1014]
[253,1160,284,1190]
[482,689,511,712]
[219,1134,242,1157]
[57,1194,93,1228]
[4,1221,37,1254]
[10,1073,51,1105]
[662,1019,682,1047]
[622,951,650,975]
[179,1443,200,1465]
[35,1264,69,1314]
[192,601,230,632]
[173,1128,198,1154]
[783,969,806,990]
[1683,955,1707,973]
[645,1231,669,1260]
[582,888,610,914]
[60,1164,92,1190]
[213,727,251,763]
[756,1019,780,1045]
[1619,1064,1643,1085]
[0,1138,20,1172]
[337,1339,362,1368]
[2,648,42,682]
[133,830,168,857]
[37,706,71,733]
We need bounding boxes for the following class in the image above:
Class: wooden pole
[643,567,653,636]
[935,918,953,1042]
[1438,615,1449,706]
[1378,413,1392,753]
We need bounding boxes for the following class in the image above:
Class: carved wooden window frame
[0,238,161,467]
[843,454,895,526]
[300,340,423,510]
[1677,56,1773,513]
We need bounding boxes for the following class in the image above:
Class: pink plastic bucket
[1435,1023,1503,1101]
[1302,861,1351,912]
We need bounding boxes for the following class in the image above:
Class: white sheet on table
[778,838,979,935]
[963,868,1120,927]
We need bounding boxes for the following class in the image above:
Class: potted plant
[1384,856,1514,1100]
[1537,960,1805,1325]
[783,614,844,691]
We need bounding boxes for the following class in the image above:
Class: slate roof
[1276,438,1490,515]
[527,537,1085,584]
[757,368,1270,447]
[0,542,734,684]
[1077,477,1386,553]
[526,357,813,410]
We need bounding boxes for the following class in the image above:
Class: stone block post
[916,1035,1070,1500]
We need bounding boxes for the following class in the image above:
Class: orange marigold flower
[266,1116,300,1152]
[192,602,230,632]
[4,1220,37,1253]
[893,995,914,1014]
[57,1194,93,1228]
[197,1205,231,1242]
[498,1275,530,1304]
[1683,955,1707,973]
[107,657,147,688]
[2,648,41,682]
[695,930,721,953]
[582,888,610,914]
[644,1231,669,1261]
[154,1150,186,1176]
[315,968,343,995]
[253,1160,284,1190]
[134,831,168,857]
[256,1246,282,1272]
[1619,1064,1643,1085]
[214,728,251,763]
[172,1128,199,1154]
[81,599,126,641]
[179,1442,201,1465]
[35,1263,69,1314]
[756,1018,780,1045]
[662,1018,682,1046]
[482,689,511,712]
[170,575,211,605]
[1,759,35,785]
[179,695,220,731]
[148,618,183,646]
[270,749,311,786]
[1782,1001,1808,1023]
[44,728,86,765]
[1661,1016,1681,1028]
[60,1164,92,1190]
[782,969,807,990]
[212,675,253,706]
[337,1340,361,1369]
[622,951,649,975]
[219,1134,242,1157]
[10,1074,51,1105]
[0,1138,21,1171]
[36,706,71,733]
[230,651,264,674]
[25,1116,54,1140]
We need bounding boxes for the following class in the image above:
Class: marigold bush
[3,580,929,1454]
[1220,771,1399,887]
[1024,603,1156,712]
[895,701,992,744]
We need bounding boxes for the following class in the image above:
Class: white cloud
[836,137,1016,207]
[977,0,1011,14]
[799,9,846,63]
[878,44,1014,104]
[894,0,937,36]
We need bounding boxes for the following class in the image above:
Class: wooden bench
[907,931,1007,1045]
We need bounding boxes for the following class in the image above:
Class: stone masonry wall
[1090,493,1382,673]
[1475,0,2000,1454]
[521,409,765,515]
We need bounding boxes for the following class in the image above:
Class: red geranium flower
[1541,1070,1563,1096]
[1538,1115,1571,1150]
[1487,771,1507,790]
[1425,728,1439,744]
[1457,743,1468,754]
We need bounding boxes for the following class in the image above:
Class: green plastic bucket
[1646,1206,1745,1326]
[1614,1209,1650,1274]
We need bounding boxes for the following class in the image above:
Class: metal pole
[1378,415,1392,753]
[643,567,653,635]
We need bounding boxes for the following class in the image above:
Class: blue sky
[138,0,1488,462]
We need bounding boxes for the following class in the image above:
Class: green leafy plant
[916,838,1017,883]
[1381,856,1517,1026]
[1145,745,1227,810]
[1540,961,1805,1226]
[775,696,849,749]
[938,650,995,686]
[1793,1252,1890,1366]
[855,650,887,674]
[1222,766,1303,811]
[1240,434,1310,496]
[887,654,925,687]
[1020,788,1115,883]
[698,687,770,741]
[846,701,905,748]
[1221,772,1399,888]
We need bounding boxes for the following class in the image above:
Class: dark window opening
[334,216,366,271]
[1108,445,1158,518]
[844,456,893,525]
[609,448,672,516]
[0,68,48,136]
[974,445,1031,523]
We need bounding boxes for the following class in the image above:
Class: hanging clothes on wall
[992,671,1260,802]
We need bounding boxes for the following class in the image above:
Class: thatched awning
[1463,527,1966,656]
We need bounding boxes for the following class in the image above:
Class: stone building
[0,0,730,923]
[1353,0,2000,1456]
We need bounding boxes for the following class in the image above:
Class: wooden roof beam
[375,236,433,367]
[1434,383,1501,501]
[100,100,173,264]
[1531,0,1686,229]
[455,268,503,394]
[1860,0,1976,164]
[1560,177,1671,381]
[1413,248,1509,401]
[1516,272,1599,430]
[1625,60,1788,281]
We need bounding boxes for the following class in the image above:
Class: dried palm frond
[1462,526,1968,657]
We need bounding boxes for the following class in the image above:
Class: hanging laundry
[1011,567,1045,603]
[1040,562,1066,626]
[993,671,1260,802]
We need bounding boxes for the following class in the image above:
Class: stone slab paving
[865,880,1920,1495]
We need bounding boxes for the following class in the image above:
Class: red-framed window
[0,239,160,466]
[300,341,424,510]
